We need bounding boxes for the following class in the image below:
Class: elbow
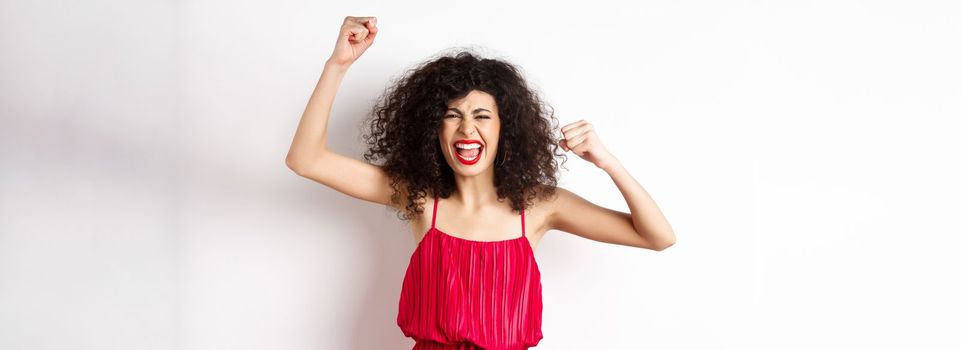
[653,240,675,251]
[286,148,329,175]
[285,156,304,174]
[652,233,676,252]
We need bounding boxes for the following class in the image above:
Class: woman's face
[439,90,501,176]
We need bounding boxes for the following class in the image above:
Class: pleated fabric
[398,194,544,350]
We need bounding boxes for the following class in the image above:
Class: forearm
[602,157,676,249]
[285,59,351,167]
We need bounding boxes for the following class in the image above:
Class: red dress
[397,194,544,349]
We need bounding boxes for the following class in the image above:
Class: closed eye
[445,115,491,119]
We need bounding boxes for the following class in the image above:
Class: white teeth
[454,143,482,150]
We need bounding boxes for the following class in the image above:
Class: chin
[453,165,490,176]
[448,159,491,175]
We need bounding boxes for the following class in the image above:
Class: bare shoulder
[525,184,566,237]
[535,185,567,229]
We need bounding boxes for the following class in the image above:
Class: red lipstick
[452,139,483,166]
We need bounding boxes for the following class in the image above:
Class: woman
[285,16,676,350]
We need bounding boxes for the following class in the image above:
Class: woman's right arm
[285,16,401,208]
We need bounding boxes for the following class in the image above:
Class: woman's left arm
[551,120,676,251]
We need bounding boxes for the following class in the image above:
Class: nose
[458,121,477,137]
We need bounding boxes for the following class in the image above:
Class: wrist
[599,156,622,173]
[324,58,351,72]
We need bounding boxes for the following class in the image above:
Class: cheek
[438,128,452,148]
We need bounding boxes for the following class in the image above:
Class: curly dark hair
[361,47,568,221]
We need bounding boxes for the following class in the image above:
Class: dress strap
[431,194,438,229]
[521,207,526,237]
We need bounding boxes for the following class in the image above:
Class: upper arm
[547,186,662,250]
[286,151,405,209]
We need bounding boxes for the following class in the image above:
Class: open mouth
[453,140,483,165]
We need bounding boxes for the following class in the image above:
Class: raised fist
[329,16,378,67]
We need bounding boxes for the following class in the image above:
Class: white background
[2,0,959,349]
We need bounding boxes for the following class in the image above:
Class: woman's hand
[559,119,618,171]
[328,16,378,68]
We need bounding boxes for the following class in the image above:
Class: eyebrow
[447,107,492,114]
